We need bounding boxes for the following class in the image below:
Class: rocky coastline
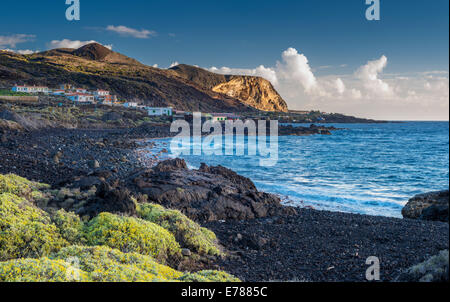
[1,114,448,282]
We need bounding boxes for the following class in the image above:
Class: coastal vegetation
[136,203,222,256]
[0,173,239,282]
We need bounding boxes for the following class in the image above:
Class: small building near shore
[147,107,173,116]
[12,85,49,94]
[124,102,138,108]
[211,113,241,122]
[66,93,95,103]
[94,89,110,98]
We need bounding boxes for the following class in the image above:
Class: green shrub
[53,245,183,282]
[178,270,241,282]
[0,174,50,201]
[0,257,90,282]
[50,209,85,245]
[84,213,181,263]
[0,193,68,261]
[137,203,221,256]
[397,250,449,282]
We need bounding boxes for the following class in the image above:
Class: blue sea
[145,122,449,218]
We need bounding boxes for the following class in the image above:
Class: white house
[210,113,240,122]
[66,93,95,103]
[12,85,49,94]
[123,102,138,108]
[94,89,110,98]
[146,107,173,116]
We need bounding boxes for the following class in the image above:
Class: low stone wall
[0,95,39,103]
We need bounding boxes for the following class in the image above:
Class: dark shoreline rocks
[205,209,449,282]
[0,125,171,185]
[402,190,449,222]
[278,124,340,136]
[127,158,297,222]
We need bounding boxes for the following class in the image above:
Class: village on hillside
[2,84,368,124]
[8,84,244,122]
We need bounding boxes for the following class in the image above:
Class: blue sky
[1,0,449,120]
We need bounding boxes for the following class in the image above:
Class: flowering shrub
[53,245,183,282]
[84,212,181,263]
[178,270,241,282]
[0,193,68,261]
[0,174,50,201]
[50,209,85,245]
[0,173,240,282]
[0,247,240,282]
[137,203,221,256]
[0,257,89,282]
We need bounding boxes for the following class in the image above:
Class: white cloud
[16,49,36,55]
[169,61,179,68]
[0,48,38,55]
[334,78,346,94]
[206,48,449,120]
[355,55,393,97]
[106,25,156,39]
[48,39,112,50]
[277,48,319,93]
[0,34,35,48]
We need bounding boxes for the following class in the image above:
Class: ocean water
[145,122,449,218]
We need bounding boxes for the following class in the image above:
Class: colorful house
[52,89,66,95]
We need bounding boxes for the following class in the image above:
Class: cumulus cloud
[276,48,319,93]
[355,55,393,97]
[106,25,156,39]
[48,39,112,50]
[334,78,346,94]
[169,61,179,68]
[0,34,35,48]
[206,48,449,120]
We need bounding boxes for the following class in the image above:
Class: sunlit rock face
[212,76,288,112]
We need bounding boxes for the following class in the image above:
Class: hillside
[170,64,288,112]
[0,44,288,113]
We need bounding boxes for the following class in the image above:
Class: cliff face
[0,43,288,113]
[212,76,288,113]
